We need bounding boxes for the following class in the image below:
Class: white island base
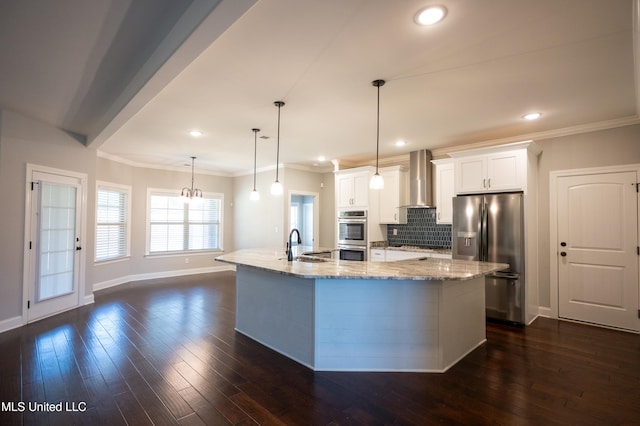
[235,265,486,373]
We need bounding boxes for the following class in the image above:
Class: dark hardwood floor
[1,271,639,425]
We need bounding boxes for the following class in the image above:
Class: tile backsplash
[386,208,452,248]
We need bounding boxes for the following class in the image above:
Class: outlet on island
[393,228,398,236]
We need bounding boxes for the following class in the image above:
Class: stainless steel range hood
[402,149,433,208]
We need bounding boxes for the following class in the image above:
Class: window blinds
[96,187,129,261]
[149,193,221,254]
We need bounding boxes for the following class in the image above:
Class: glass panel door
[26,167,85,323]
[37,181,77,301]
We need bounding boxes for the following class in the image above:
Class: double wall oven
[337,210,367,261]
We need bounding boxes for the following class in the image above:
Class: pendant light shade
[250,128,260,201]
[180,156,203,203]
[270,101,285,195]
[370,79,386,189]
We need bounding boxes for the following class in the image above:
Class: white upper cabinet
[432,159,455,224]
[454,149,525,194]
[336,169,370,209]
[378,166,408,224]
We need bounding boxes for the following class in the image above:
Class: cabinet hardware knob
[560,251,567,257]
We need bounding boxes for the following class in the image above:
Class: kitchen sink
[294,255,327,263]
[278,255,327,263]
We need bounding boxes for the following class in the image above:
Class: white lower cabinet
[369,249,386,262]
[370,249,452,262]
[384,250,426,261]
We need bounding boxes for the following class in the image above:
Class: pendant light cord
[274,101,285,182]
[190,156,195,191]
[252,129,259,190]
[372,80,385,175]
[375,84,380,174]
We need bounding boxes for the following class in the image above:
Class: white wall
[0,110,239,328]
[536,124,640,309]
[233,167,335,250]
[93,157,235,287]
[0,110,97,321]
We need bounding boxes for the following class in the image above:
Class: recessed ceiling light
[395,140,407,147]
[522,112,542,121]
[189,130,203,137]
[414,5,447,26]
[318,155,326,162]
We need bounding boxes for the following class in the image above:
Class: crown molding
[96,151,234,177]
[432,115,640,158]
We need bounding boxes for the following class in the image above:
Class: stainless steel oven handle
[338,245,366,250]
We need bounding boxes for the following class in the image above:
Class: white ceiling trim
[96,150,234,177]
[432,114,640,158]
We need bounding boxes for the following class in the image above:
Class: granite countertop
[215,247,508,281]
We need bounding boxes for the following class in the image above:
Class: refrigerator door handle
[481,201,489,261]
[488,272,520,280]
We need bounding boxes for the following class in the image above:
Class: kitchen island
[215,248,508,372]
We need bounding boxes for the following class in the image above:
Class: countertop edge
[215,248,508,281]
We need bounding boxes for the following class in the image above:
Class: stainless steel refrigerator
[452,192,525,324]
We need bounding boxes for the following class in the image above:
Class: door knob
[560,251,566,257]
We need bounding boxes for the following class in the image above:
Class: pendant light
[250,128,260,201]
[180,156,203,203]
[270,100,285,195]
[370,79,385,189]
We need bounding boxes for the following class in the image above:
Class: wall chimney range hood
[402,149,433,208]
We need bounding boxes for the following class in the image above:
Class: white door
[25,168,85,322]
[557,171,639,331]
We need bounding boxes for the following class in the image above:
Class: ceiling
[1,0,638,176]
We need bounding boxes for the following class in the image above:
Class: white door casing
[23,165,87,323]
[552,167,639,331]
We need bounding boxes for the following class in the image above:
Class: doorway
[550,166,639,331]
[23,165,87,323]
[288,191,319,247]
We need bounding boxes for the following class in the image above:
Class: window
[147,190,223,254]
[95,182,130,262]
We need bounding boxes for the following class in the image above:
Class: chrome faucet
[287,228,302,261]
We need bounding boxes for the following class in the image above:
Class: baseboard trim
[92,264,236,292]
[537,306,552,318]
[0,315,24,334]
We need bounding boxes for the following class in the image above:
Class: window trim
[95,181,131,263]
[145,188,224,256]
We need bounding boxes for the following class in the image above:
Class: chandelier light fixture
[270,100,285,195]
[250,128,260,201]
[180,156,203,203]
[370,79,385,189]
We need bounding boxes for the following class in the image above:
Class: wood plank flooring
[1,271,639,425]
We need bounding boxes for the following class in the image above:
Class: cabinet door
[385,250,425,261]
[486,150,524,191]
[369,249,386,262]
[378,169,407,224]
[435,162,455,224]
[336,174,355,208]
[456,156,486,194]
[351,173,370,207]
